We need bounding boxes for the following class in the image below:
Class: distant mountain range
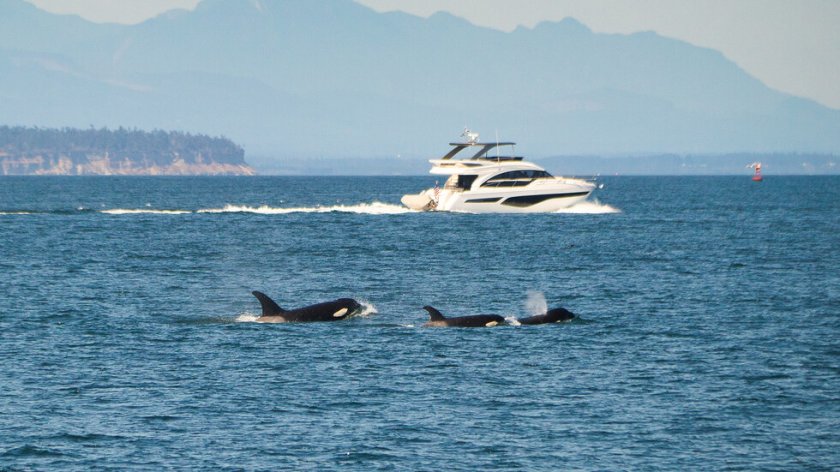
[2,0,839,168]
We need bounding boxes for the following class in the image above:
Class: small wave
[55,432,126,442]
[235,312,261,323]
[100,209,192,215]
[505,316,521,326]
[197,202,412,215]
[2,445,65,458]
[0,209,85,215]
[354,300,378,317]
[556,199,620,214]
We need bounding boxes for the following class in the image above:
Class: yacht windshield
[481,170,553,187]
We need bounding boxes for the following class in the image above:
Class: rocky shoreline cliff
[0,126,256,176]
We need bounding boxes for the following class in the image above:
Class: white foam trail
[101,209,191,215]
[0,211,32,215]
[354,300,378,318]
[91,200,614,216]
[505,316,521,326]
[197,202,413,215]
[524,290,548,316]
[235,312,260,323]
[555,199,620,214]
[197,204,287,214]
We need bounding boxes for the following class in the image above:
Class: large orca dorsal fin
[252,291,286,315]
[423,306,445,321]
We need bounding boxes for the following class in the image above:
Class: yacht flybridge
[401,130,595,213]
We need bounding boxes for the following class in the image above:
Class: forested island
[0,126,255,175]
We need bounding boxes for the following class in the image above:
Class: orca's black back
[283,299,361,322]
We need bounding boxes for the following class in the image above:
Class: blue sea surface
[1,176,838,470]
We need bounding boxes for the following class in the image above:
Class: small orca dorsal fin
[423,306,445,321]
[252,291,286,315]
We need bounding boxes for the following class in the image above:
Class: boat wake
[89,202,413,215]
[197,202,412,215]
[4,200,616,216]
[555,199,620,214]
[101,209,192,215]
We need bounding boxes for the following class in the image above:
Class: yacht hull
[403,182,593,213]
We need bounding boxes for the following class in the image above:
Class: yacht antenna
[495,129,500,161]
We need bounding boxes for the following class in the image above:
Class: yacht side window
[444,174,478,190]
[481,170,552,187]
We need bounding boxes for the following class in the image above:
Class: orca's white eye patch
[485,321,498,327]
[333,308,349,318]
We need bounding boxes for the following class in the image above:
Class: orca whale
[251,291,362,323]
[517,307,576,325]
[422,306,505,328]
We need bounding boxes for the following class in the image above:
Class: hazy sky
[26,0,840,110]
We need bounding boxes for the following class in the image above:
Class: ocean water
[1,175,838,471]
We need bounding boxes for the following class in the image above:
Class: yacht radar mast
[461,128,480,144]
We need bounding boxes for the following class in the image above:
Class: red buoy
[752,163,763,181]
[748,162,763,181]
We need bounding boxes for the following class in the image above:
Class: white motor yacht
[401,130,595,213]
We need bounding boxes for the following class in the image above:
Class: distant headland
[0,126,255,176]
